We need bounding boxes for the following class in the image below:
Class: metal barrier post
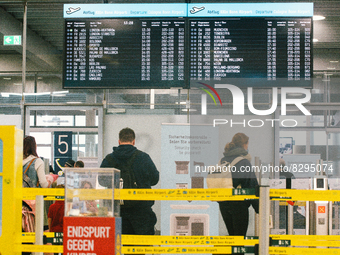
[34,195,44,255]
[259,180,270,255]
[329,201,333,235]
[287,202,294,235]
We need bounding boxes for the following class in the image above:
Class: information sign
[63,217,121,255]
[3,35,21,45]
[54,131,72,174]
[62,3,313,89]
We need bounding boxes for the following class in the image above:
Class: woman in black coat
[218,133,259,236]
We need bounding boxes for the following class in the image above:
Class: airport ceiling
[0,0,339,70]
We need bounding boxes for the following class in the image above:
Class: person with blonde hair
[218,133,259,237]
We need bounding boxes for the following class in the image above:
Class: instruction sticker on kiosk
[63,217,121,255]
[318,206,326,214]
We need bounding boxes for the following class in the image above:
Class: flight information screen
[63,3,313,89]
[64,18,186,88]
[189,17,312,88]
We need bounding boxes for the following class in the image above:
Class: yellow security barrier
[270,188,340,201]
[22,233,259,246]
[122,235,258,246]
[19,186,340,254]
[21,244,63,254]
[23,187,340,202]
[22,187,258,201]
[19,244,232,254]
[0,126,23,255]
[269,247,340,254]
[122,246,232,254]
[271,234,340,247]
[116,188,257,201]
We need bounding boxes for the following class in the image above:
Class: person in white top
[23,136,51,188]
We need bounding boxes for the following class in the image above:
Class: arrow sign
[3,35,21,45]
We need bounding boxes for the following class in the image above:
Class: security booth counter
[64,168,121,255]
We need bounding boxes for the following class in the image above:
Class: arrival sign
[64,217,121,255]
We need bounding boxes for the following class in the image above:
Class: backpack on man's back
[98,150,141,207]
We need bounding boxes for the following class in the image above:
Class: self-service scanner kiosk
[312,176,329,235]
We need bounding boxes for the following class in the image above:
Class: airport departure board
[188,17,312,87]
[63,3,313,89]
[64,18,186,88]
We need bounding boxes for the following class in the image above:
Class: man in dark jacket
[100,127,159,235]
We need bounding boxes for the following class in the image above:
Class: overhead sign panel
[187,3,313,17]
[63,3,313,18]
[62,3,313,89]
[3,35,21,45]
[64,3,187,18]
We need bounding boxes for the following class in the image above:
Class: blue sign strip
[64,3,313,18]
[64,3,187,18]
[187,3,313,17]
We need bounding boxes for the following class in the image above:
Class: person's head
[224,133,249,152]
[56,184,64,189]
[119,128,135,145]
[23,136,38,158]
[81,180,93,189]
[74,160,84,168]
[65,159,75,168]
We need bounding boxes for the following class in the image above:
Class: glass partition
[64,168,120,217]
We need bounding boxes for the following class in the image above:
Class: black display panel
[189,18,312,88]
[63,17,312,89]
[64,18,187,89]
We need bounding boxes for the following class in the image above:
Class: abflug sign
[200,84,311,128]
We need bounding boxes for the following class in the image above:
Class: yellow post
[0,126,23,255]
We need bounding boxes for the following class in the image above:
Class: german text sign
[63,217,121,255]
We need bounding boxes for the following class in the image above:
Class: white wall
[102,114,187,168]
[0,115,21,128]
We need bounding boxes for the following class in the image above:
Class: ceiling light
[313,15,325,21]
[313,39,319,42]
[3,77,11,80]
[181,109,197,112]
[107,108,126,113]
[23,92,51,96]
[52,90,69,95]
[330,61,339,63]
[1,92,21,96]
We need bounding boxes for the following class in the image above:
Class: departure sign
[189,17,312,87]
[64,18,186,88]
[63,3,313,89]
